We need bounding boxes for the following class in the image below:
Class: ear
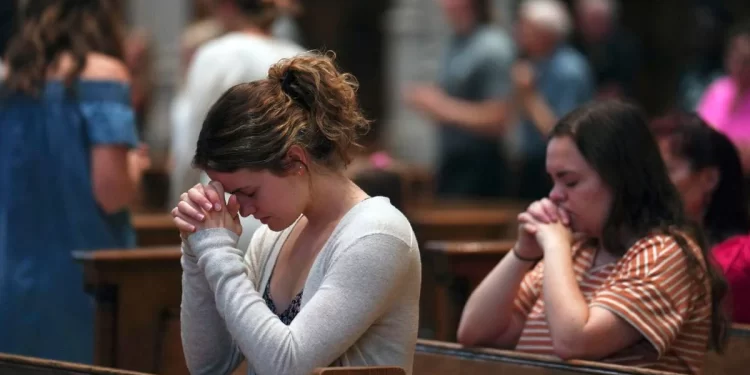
[699,167,720,195]
[284,145,310,175]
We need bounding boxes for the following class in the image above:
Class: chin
[265,218,296,232]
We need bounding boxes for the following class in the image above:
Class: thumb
[227,194,240,218]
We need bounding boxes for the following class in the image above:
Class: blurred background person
[405,0,516,199]
[697,22,750,172]
[657,113,750,324]
[508,0,594,200]
[169,0,304,251]
[124,28,155,137]
[0,0,15,77]
[0,0,147,363]
[572,0,642,100]
[677,4,730,112]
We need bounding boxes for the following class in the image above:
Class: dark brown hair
[550,100,729,352]
[193,51,371,174]
[657,113,750,246]
[5,0,126,95]
[228,0,279,31]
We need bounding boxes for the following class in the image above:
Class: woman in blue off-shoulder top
[0,0,148,363]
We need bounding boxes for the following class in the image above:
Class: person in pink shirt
[698,22,750,171]
[658,113,750,323]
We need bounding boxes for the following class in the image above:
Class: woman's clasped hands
[171,182,243,239]
[517,198,573,255]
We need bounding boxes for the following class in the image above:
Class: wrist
[512,245,543,263]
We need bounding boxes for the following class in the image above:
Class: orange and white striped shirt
[513,234,712,374]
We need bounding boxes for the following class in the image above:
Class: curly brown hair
[193,51,372,174]
[5,0,126,95]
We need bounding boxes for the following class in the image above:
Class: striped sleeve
[514,262,544,316]
[591,236,697,358]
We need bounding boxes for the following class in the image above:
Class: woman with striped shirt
[457,101,728,374]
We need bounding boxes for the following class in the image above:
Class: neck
[302,173,368,231]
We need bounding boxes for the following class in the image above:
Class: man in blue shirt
[405,0,516,199]
[510,0,595,199]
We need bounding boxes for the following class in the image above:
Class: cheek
[567,184,611,232]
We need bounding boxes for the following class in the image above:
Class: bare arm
[519,92,558,136]
[536,223,642,360]
[428,97,512,137]
[91,145,144,213]
[84,54,143,213]
[457,248,537,347]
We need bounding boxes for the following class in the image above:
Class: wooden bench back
[705,323,750,375]
[0,353,153,375]
[414,340,680,375]
[312,367,406,375]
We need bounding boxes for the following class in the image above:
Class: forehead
[545,136,594,175]
[205,169,268,191]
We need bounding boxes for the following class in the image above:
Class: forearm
[429,98,509,136]
[541,243,589,351]
[180,243,243,375]
[458,248,535,345]
[521,92,558,136]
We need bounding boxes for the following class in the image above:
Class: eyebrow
[229,185,255,194]
[551,171,574,179]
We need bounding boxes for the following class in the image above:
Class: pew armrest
[311,366,406,375]
[424,240,515,255]
[0,352,154,375]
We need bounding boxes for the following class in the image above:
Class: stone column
[125,0,190,163]
[383,0,447,168]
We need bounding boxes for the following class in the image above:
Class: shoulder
[190,34,254,67]
[272,38,306,56]
[192,36,231,62]
[622,232,703,273]
[338,197,416,249]
[80,53,131,83]
[473,26,515,61]
[552,46,592,80]
[703,77,733,95]
[713,235,750,274]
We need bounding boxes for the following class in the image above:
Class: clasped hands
[171,182,243,240]
[517,198,573,255]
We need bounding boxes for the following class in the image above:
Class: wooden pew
[406,201,523,246]
[414,339,681,375]
[312,367,406,375]
[73,247,182,374]
[405,200,524,339]
[705,323,750,375]
[0,353,153,375]
[132,213,180,247]
[424,240,514,341]
[78,247,750,375]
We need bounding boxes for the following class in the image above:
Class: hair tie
[280,71,294,92]
[280,70,310,111]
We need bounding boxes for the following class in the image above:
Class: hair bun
[279,69,311,111]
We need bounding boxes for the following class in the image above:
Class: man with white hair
[573,0,642,99]
[510,0,594,199]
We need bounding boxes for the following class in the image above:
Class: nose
[239,203,257,218]
[549,184,566,204]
